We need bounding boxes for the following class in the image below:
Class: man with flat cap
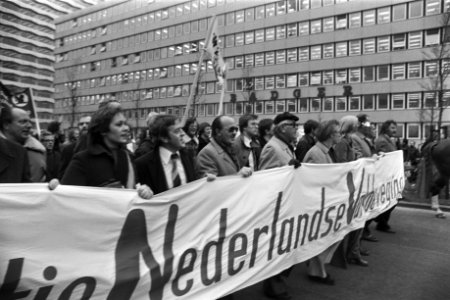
[259,112,300,300]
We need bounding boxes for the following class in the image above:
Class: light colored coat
[196,138,239,177]
[303,142,333,164]
[351,131,374,158]
[259,136,295,170]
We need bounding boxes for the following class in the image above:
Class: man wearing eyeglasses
[197,115,252,179]
[259,112,299,300]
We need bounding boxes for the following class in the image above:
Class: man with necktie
[135,114,197,194]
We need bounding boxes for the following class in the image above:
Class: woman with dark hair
[182,117,199,158]
[197,122,211,153]
[61,102,152,198]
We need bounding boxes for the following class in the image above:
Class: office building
[54,0,450,141]
[0,0,97,128]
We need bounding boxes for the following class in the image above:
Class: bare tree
[420,8,450,140]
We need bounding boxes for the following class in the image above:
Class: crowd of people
[0,100,449,300]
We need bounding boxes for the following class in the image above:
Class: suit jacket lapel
[180,151,196,182]
[148,150,168,193]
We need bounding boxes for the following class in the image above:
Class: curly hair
[88,102,123,145]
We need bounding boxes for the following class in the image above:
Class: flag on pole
[0,82,36,118]
[205,17,227,84]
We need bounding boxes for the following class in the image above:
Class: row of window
[58,0,446,49]
[56,26,441,82]
[55,58,446,95]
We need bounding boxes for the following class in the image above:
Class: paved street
[234,206,450,300]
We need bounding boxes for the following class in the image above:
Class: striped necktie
[170,153,181,188]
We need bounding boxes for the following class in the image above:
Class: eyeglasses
[228,126,238,133]
[282,122,298,128]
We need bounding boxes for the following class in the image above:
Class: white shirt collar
[159,146,179,165]
[243,135,252,148]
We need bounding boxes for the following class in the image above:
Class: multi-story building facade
[0,0,96,128]
[54,0,450,142]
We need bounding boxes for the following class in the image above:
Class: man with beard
[58,115,91,179]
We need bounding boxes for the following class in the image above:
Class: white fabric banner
[0,151,404,300]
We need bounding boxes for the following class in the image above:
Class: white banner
[0,151,404,300]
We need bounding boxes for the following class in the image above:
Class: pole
[181,15,217,127]
[217,80,226,115]
[30,88,41,136]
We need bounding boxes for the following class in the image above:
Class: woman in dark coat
[61,102,151,198]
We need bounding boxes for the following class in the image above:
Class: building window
[225,35,235,47]
[392,93,405,109]
[363,38,375,54]
[226,12,235,25]
[265,101,274,114]
[425,0,441,15]
[236,10,245,23]
[425,61,438,77]
[363,10,376,26]
[299,21,309,35]
[393,3,406,21]
[299,47,309,61]
[287,23,298,37]
[363,66,375,82]
[377,7,391,24]
[392,64,406,80]
[424,92,437,107]
[377,36,390,52]
[266,51,275,65]
[311,71,322,85]
[350,68,361,82]
[349,12,361,28]
[323,43,334,58]
[299,98,308,112]
[287,0,297,12]
[235,56,243,68]
[255,29,265,43]
[265,76,275,89]
[408,62,422,78]
[311,98,321,112]
[408,31,422,49]
[311,19,322,34]
[276,25,286,39]
[287,48,298,62]
[255,77,264,90]
[245,54,254,67]
[349,40,361,56]
[409,1,423,18]
[323,98,334,112]
[378,65,390,81]
[255,53,264,66]
[256,5,265,19]
[265,3,275,17]
[349,96,361,111]
[300,0,309,10]
[407,93,422,109]
[336,69,347,84]
[299,72,309,86]
[323,17,334,32]
[246,8,255,21]
[336,97,347,111]
[323,70,334,85]
[377,94,389,110]
[311,0,321,9]
[276,100,286,113]
[363,94,375,110]
[245,31,254,44]
[235,33,244,46]
[266,27,275,41]
[425,29,440,46]
[336,14,347,30]
[287,74,298,87]
[392,34,406,50]
[311,45,322,60]
[336,42,347,57]
[407,124,420,139]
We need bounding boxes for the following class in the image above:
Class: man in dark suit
[0,102,30,183]
[135,114,196,194]
[233,114,261,171]
[58,115,91,179]
[295,119,319,162]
